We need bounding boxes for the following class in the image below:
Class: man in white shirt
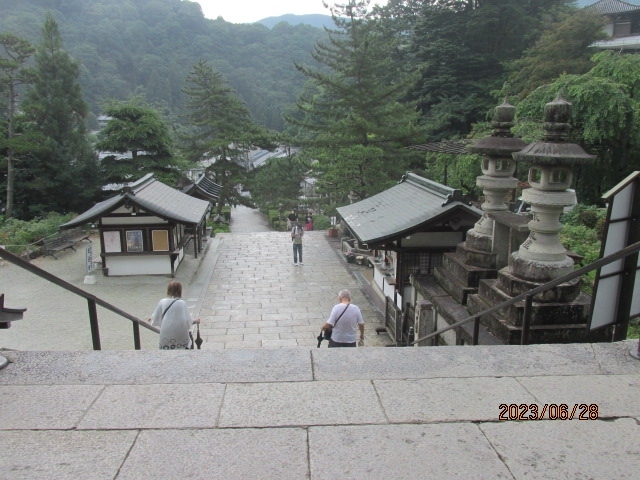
[321,289,364,347]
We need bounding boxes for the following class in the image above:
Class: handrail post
[521,294,533,345]
[133,321,141,350]
[87,298,101,350]
[472,315,480,345]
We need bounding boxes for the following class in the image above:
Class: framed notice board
[152,230,170,252]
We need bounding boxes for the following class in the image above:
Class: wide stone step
[434,266,477,305]
[496,267,582,303]
[442,252,497,288]
[456,241,497,269]
[467,293,595,344]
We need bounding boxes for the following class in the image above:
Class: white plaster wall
[106,255,173,276]
[402,232,463,248]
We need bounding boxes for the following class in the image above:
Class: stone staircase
[433,242,498,305]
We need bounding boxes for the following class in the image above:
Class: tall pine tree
[20,13,98,217]
[96,97,181,186]
[287,0,421,203]
[0,33,35,218]
[182,60,271,213]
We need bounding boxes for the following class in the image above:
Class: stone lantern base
[510,253,576,289]
[464,257,604,344]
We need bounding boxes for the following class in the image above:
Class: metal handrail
[0,246,159,350]
[412,240,640,346]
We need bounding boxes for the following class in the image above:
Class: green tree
[0,33,35,218]
[182,60,272,213]
[515,51,640,205]
[408,0,574,140]
[95,97,181,185]
[245,155,310,212]
[19,13,99,217]
[288,0,422,203]
[505,9,606,99]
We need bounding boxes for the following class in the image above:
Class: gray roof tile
[337,173,481,246]
[61,174,211,229]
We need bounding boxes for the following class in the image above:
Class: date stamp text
[499,403,599,421]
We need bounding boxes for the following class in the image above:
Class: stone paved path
[198,205,389,348]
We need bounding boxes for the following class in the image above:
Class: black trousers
[328,339,356,348]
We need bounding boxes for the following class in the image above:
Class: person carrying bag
[318,289,364,348]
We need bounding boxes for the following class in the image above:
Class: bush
[312,215,331,230]
[211,223,230,234]
[560,224,601,294]
[561,204,605,228]
[0,212,77,255]
[577,209,599,229]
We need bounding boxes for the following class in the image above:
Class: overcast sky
[197,0,388,24]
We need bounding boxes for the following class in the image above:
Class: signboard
[590,171,640,336]
[86,245,93,273]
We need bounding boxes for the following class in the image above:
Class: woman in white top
[150,281,200,350]
[321,289,364,347]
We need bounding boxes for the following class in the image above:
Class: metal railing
[411,240,640,347]
[0,246,159,350]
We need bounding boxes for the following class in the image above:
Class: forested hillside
[4,0,640,223]
[0,0,326,130]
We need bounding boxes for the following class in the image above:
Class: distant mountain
[575,0,640,6]
[258,14,334,30]
[0,0,328,132]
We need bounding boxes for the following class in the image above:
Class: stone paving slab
[0,349,313,385]
[480,417,640,479]
[117,428,309,480]
[311,343,619,381]
[590,339,640,374]
[219,380,387,428]
[308,423,514,479]
[374,376,537,423]
[0,384,103,429]
[516,374,640,418]
[0,430,137,480]
[77,383,225,429]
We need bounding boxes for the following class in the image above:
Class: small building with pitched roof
[60,174,211,277]
[180,174,222,203]
[337,172,481,316]
[587,0,640,50]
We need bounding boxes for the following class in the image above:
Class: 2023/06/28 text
[498,404,599,421]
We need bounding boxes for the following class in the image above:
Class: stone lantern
[465,96,606,344]
[466,101,526,265]
[512,96,595,285]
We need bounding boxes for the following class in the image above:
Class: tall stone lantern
[512,96,595,286]
[466,101,526,265]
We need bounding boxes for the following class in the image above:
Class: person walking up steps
[291,221,304,265]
